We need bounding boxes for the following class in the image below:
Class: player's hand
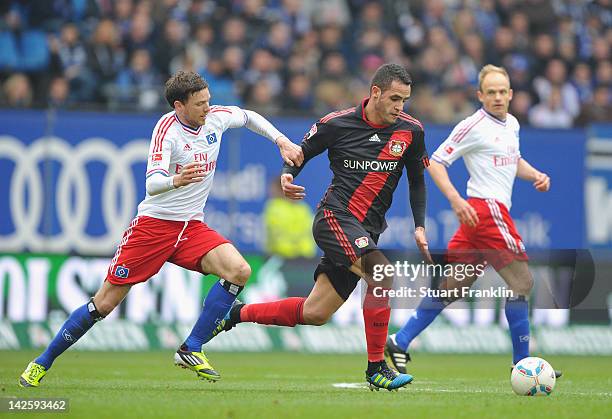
[173,162,206,187]
[533,171,550,192]
[276,136,304,167]
[451,196,479,227]
[280,173,305,200]
[414,227,433,264]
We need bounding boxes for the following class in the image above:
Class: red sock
[363,286,390,362]
[240,297,306,326]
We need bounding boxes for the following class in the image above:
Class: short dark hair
[370,63,412,92]
[164,71,208,107]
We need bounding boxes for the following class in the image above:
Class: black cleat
[385,334,411,374]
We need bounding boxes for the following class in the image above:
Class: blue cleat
[366,361,413,391]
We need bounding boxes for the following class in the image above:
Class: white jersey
[432,108,521,209]
[137,105,247,221]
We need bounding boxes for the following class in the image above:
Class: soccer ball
[510,357,556,396]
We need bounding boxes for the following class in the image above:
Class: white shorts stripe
[109,216,140,275]
[486,199,518,253]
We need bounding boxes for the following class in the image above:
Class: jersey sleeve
[145,118,176,195]
[403,130,428,228]
[209,105,248,132]
[282,120,336,178]
[431,117,482,167]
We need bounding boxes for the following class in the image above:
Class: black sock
[367,360,385,376]
[229,302,245,324]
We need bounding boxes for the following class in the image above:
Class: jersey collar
[174,114,202,135]
[480,108,507,126]
[360,97,390,129]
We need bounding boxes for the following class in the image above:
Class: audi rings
[0,136,149,254]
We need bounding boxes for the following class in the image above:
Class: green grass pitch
[1,351,610,418]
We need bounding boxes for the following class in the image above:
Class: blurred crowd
[0,0,610,127]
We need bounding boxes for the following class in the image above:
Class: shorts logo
[389,140,407,157]
[151,153,162,161]
[444,145,454,154]
[355,236,369,248]
[114,265,130,279]
[206,133,217,145]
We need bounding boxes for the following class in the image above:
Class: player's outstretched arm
[280,173,305,200]
[428,160,479,227]
[240,109,303,167]
[517,158,550,192]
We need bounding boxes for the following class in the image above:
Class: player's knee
[227,261,251,286]
[515,276,534,296]
[302,307,331,326]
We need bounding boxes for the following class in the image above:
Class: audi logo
[1,136,149,254]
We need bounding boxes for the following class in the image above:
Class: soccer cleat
[365,361,413,391]
[19,361,47,387]
[174,347,220,381]
[384,334,411,374]
[209,299,243,341]
[511,365,563,379]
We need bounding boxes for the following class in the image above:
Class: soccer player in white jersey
[19,71,303,387]
[385,65,562,378]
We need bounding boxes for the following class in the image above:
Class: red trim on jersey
[210,109,232,114]
[324,209,357,263]
[450,113,485,144]
[361,98,389,128]
[154,116,176,153]
[153,116,173,153]
[347,131,408,222]
[348,172,390,222]
[174,115,202,135]
[320,107,355,124]
[399,112,423,130]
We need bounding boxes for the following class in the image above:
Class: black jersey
[283,98,429,234]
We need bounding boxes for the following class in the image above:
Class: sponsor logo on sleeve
[304,123,317,140]
[355,236,369,248]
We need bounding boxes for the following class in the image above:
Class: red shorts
[447,198,528,270]
[106,216,231,285]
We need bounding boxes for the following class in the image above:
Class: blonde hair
[478,65,510,91]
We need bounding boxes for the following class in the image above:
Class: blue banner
[0,110,591,254]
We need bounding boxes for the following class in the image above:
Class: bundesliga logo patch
[206,133,217,145]
[114,265,129,279]
[151,153,162,161]
[355,236,369,248]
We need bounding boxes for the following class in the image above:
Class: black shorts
[312,207,379,300]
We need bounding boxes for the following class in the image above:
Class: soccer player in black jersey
[211,64,431,391]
